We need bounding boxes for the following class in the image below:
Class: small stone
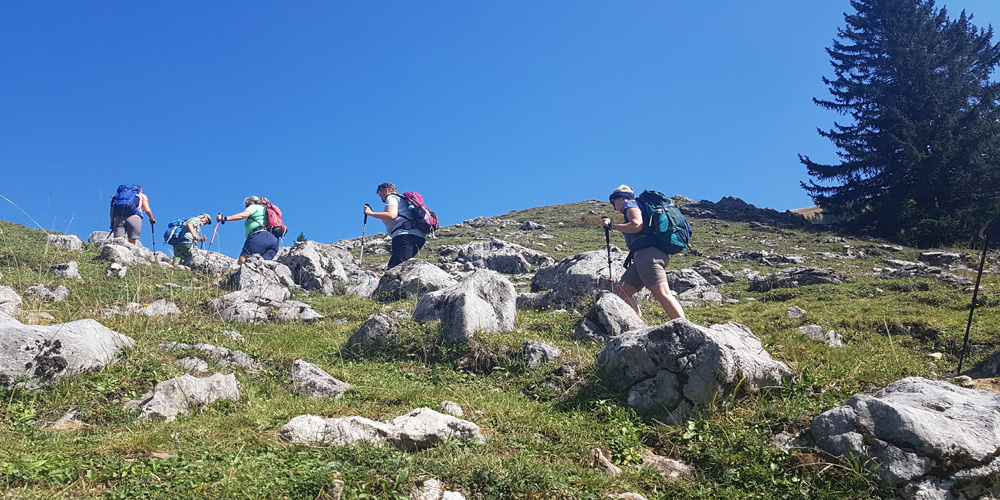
[786,306,806,318]
[927,352,944,361]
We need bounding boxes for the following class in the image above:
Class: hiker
[217,196,280,265]
[169,214,211,264]
[364,183,426,268]
[109,184,156,246]
[601,184,686,320]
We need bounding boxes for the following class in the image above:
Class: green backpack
[625,190,692,265]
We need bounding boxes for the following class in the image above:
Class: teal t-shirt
[245,204,266,238]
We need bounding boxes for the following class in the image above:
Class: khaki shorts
[620,246,670,289]
[112,214,142,239]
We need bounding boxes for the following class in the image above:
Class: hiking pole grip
[958,236,990,374]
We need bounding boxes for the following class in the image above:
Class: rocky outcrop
[573,292,645,342]
[45,234,83,251]
[748,267,850,292]
[878,259,973,286]
[50,262,81,279]
[373,259,457,301]
[131,373,240,422]
[224,255,296,291]
[0,311,134,388]
[530,249,626,307]
[290,359,351,399]
[182,248,239,275]
[208,284,322,323]
[347,313,398,347]
[522,341,561,368]
[597,320,792,423]
[22,285,69,302]
[413,270,516,344]
[277,240,352,294]
[279,408,484,452]
[451,238,553,274]
[812,377,1000,500]
[159,342,259,371]
[0,286,21,315]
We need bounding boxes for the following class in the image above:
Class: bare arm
[186,221,206,242]
[218,210,253,223]
[140,195,155,223]
[364,203,398,222]
[602,207,643,233]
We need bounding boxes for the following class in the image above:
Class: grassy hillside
[1,200,997,499]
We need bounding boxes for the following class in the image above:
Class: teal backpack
[625,190,692,266]
[162,218,190,245]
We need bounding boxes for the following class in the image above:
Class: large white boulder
[0,311,134,388]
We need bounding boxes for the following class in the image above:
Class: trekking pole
[208,213,221,252]
[360,205,370,266]
[150,220,156,254]
[957,233,991,374]
[605,225,613,292]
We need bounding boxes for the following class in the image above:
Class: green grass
[1,203,995,499]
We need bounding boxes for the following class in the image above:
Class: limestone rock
[373,259,457,301]
[105,262,127,278]
[390,407,485,452]
[573,292,645,342]
[279,415,394,447]
[0,311,134,388]
[290,359,351,399]
[0,286,22,315]
[278,240,352,294]
[182,248,238,275]
[530,249,626,307]
[208,284,322,323]
[597,320,792,422]
[413,269,516,344]
[135,373,240,422]
[522,341,561,368]
[812,377,1000,499]
[45,234,83,251]
[749,267,849,292]
[159,342,258,371]
[50,262,81,279]
[224,255,296,291]
[437,401,464,417]
[22,285,69,302]
[347,313,398,347]
[452,238,553,274]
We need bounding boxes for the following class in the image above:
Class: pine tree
[296,232,307,242]
[801,0,1000,246]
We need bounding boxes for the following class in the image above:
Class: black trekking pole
[957,225,993,374]
[360,205,370,266]
[604,225,613,292]
[150,220,156,254]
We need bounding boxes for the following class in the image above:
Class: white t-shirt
[381,194,427,238]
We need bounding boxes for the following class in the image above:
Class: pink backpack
[400,192,440,233]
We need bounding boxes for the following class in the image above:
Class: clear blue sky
[3,1,999,258]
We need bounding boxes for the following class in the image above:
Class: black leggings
[388,234,426,268]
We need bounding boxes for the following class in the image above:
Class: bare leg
[614,282,642,316]
[236,256,247,266]
[648,282,686,320]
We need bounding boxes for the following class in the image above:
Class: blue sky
[3,1,1000,258]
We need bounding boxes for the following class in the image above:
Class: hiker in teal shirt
[172,214,210,264]
[217,196,280,265]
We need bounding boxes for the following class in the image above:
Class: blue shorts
[240,230,280,260]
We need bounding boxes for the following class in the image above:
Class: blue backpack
[162,218,189,245]
[110,185,141,215]
[625,190,692,266]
